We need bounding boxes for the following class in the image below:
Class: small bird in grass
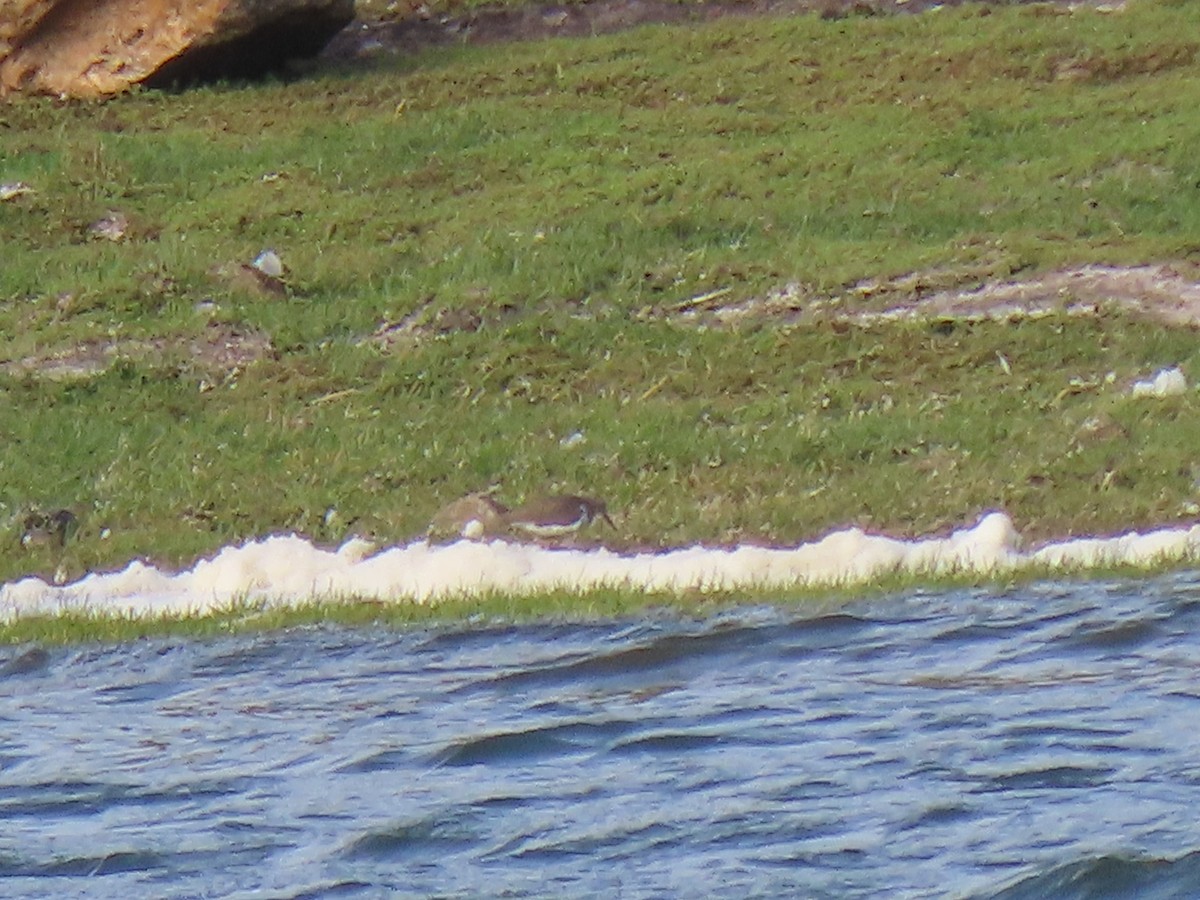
[428,491,509,540]
[504,495,615,540]
[20,508,77,550]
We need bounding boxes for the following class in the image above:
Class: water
[4,574,1200,898]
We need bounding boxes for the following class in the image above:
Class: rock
[1131,366,1188,399]
[253,249,285,278]
[0,181,34,201]
[0,0,354,98]
[87,211,129,242]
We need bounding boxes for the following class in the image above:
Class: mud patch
[327,0,1123,62]
[860,263,1200,326]
[366,294,521,350]
[2,323,275,381]
[662,264,1200,329]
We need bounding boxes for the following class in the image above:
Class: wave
[4,511,1200,619]
[985,850,1200,900]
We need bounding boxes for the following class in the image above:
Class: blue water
[4,574,1200,898]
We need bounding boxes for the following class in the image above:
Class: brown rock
[0,0,354,98]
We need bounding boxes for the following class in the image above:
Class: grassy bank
[2,0,1200,622]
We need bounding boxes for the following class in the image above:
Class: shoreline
[5,511,1200,636]
[4,1,1199,634]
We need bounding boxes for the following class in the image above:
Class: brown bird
[428,491,509,540]
[504,495,615,539]
[20,508,77,549]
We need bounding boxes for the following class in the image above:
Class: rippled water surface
[5,574,1200,898]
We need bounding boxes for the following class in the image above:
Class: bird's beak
[601,510,616,529]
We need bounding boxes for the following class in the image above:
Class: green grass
[7,307,1200,582]
[0,558,1182,645]
[3,0,1200,632]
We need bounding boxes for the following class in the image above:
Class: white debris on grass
[5,512,1200,620]
[253,249,285,278]
[1130,366,1188,398]
[87,211,129,241]
[0,181,33,201]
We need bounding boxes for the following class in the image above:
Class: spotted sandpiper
[428,491,509,540]
[504,495,615,539]
[20,508,77,549]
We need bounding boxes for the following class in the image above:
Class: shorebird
[504,495,615,539]
[20,508,77,549]
[428,491,509,540]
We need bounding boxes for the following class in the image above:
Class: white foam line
[3,511,1199,620]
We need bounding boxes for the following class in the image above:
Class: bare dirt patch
[659,263,1200,329]
[366,291,527,350]
[1,323,275,381]
[325,0,1122,62]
